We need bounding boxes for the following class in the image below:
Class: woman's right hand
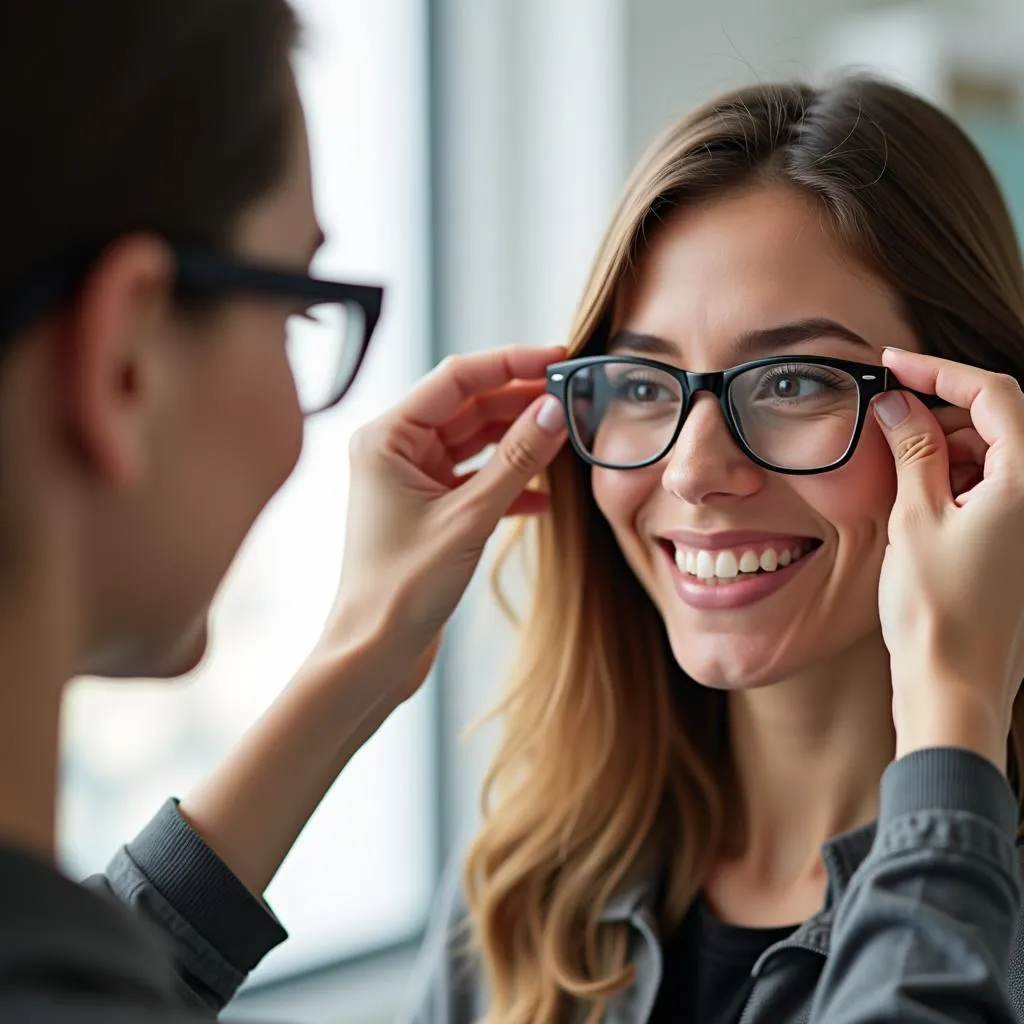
[312,344,569,710]
[873,347,1024,771]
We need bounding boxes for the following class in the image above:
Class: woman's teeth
[673,542,812,582]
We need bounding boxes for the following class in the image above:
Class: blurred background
[57,0,1024,1021]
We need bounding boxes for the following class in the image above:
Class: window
[58,0,435,985]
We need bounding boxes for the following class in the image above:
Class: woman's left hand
[872,347,1024,771]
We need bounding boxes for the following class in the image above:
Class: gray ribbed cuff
[881,747,1018,837]
[127,798,287,972]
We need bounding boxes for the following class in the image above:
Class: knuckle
[889,500,930,535]
[991,371,1024,401]
[893,431,941,466]
[348,422,376,459]
[498,433,539,476]
[437,353,464,376]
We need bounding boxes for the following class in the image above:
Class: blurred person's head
[0,1,316,678]
[466,76,1024,1023]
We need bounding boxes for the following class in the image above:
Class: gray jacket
[406,748,1024,1024]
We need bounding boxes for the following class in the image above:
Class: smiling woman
[405,75,1024,1024]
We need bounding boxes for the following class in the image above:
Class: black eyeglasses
[546,353,945,475]
[0,244,385,416]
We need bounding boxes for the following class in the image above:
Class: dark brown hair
[0,0,300,294]
[468,75,1024,1024]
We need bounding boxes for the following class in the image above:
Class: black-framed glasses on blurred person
[546,354,945,475]
[0,245,385,417]
[172,249,384,415]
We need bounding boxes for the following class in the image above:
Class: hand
[310,345,568,711]
[873,348,1024,770]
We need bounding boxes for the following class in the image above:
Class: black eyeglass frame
[172,248,384,413]
[546,353,946,475]
[0,244,385,415]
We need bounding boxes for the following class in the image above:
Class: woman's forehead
[607,186,912,364]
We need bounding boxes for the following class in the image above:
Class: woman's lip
[661,544,820,611]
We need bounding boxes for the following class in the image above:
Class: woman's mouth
[656,534,823,610]
[668,537,822,583]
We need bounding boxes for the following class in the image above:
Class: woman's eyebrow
[607,318,873,358]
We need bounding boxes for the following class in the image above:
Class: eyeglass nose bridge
[664,370,740,459]
[679,369,729,401]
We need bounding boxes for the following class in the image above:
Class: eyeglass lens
[286,300,367,414]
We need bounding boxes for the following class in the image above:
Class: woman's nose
[660,393,765,505]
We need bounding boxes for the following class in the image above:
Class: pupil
[774,377,795,397]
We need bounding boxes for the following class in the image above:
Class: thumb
[460,394,567,517]
[873,390,951,512]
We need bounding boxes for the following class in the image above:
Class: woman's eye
[761,374,831,400]
[772,375,820,398]
[621,379,665,402]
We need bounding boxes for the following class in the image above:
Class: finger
[882,348,1024,449]
[872,389,951,516]
[395,346,567,428]
[437,380,546,449]
[448,472,551,516]
[455,395,567,520]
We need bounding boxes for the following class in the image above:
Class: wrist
[894,682,1008,775]
[299,599,426,726]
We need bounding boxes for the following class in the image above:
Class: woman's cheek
[592,466,663,577]
[796,418,897,533]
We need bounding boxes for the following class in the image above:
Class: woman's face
[592,184,921,689]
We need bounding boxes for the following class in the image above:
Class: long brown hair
[465,75,1024,1024]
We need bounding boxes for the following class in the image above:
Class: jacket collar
[598,818,879,930]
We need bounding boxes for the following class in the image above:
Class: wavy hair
[464,75,1024,1024]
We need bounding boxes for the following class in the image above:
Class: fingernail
[535,395,565,434]
[874,391,910,428]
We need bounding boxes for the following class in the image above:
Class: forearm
[179,634,407,898]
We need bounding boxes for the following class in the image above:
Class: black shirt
[649,895,798,1024]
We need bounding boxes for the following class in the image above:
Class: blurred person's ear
[59,235,176,488]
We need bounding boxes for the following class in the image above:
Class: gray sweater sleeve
[82,798,288,1014]
[810,747,1023,1023]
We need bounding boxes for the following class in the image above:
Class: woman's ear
[57,234,176,487]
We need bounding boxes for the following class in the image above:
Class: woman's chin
[669,635,791,691]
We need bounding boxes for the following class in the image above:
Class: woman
[404,78,1024,1023]
[0,2,569,1021]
